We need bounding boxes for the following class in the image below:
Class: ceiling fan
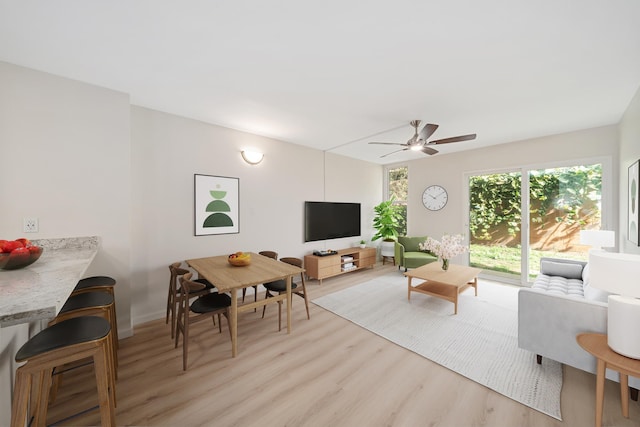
[369,120,476,158]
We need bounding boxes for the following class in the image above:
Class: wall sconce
[241,150,264,165]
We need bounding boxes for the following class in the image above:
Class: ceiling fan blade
[380,148,409,158]
[369,142,406,146]
[430,134,477,145]
[421,146,439,155]
[418,123,439,141]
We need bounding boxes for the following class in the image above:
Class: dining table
[186,252,304,357]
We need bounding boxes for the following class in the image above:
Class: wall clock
[422,185,448,211]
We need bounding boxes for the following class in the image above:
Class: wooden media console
[304,247,376,284]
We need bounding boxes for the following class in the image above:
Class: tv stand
[304,247,376,284]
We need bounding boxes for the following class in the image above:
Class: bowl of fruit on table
[228,251,251,266]
[0,238,44,270]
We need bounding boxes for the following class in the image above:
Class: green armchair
[394,236,437,272]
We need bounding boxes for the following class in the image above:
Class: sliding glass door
[468,160,607,284]
[469,171,523,279]
[527,164,603,277]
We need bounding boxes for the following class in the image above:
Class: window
[387,166,408,236]
[467,159,610,285]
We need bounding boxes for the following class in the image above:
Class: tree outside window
[388,166,408,236]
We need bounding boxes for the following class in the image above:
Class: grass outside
[470,244,587,279]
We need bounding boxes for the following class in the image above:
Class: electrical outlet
[23,218,39,233]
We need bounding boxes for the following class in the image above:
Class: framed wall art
[629,160,639,245]
[194,174,239,236]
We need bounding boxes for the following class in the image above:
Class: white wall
[130,107,383,325]
[0,65,382,413]
[404,125,619,246]
[323,152,383,244]
[0,61,383,333]
[0,61,133,333]
[0,62,133,420]
[619,85,640,255]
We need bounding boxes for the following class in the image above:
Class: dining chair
[166,262,215,339]
[261,257,310,331]
[175,273,231,370]
[242,250,278,307]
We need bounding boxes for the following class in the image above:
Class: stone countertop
[0,236,100,327]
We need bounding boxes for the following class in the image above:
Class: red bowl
[0,246,44,270]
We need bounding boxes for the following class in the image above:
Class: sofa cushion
[540,259,583,279]
[397,236,428,253]
[581,263,590,285]
[404,252,436,261]
[532,274,584,297]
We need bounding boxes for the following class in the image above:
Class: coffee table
[405,262,482,314]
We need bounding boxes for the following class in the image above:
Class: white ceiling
[1,1,640,165]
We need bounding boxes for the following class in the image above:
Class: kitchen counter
[0,236,100,327]
[0,236,101,425]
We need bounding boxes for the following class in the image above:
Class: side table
[576,333,640,427]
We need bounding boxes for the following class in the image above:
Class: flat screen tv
[304,201,361,242]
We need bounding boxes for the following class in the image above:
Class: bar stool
[46,291,119,409]
[72,276,118,346]
[52,292,118,379]
[73,275,116,294]
[11,316,115,427]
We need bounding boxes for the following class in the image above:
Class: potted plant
[359,239,367,248]
[372,197,403,257]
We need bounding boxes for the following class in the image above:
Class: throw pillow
[582,263,590,286]
[540,260,584,279]
[584,283,611,303]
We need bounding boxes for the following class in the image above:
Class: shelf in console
[304,246,376,284]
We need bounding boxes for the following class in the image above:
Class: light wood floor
[46,263,640,426]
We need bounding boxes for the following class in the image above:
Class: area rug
[312,272,563,420]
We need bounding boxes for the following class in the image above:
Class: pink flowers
[419,234,468,261]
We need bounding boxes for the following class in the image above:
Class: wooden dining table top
[186,252,304,293]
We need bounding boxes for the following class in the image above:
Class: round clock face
[422,185,448,211]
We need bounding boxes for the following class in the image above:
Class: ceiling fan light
[410,145,423,151]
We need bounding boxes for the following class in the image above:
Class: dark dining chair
[175,273,231,370]
[167,262,215,339]
[242,251,278,308]
[262,257,310,331]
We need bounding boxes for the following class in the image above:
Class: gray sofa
[518,257,640,392]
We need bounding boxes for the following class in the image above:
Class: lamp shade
[608,295,640,358]
[588,251,640,297]
[589,251,640,358]
[579,230,615,249]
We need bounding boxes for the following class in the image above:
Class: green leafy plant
[360,239,366,244]
[372,197,403,241]
[468,165,602,242]
[388,166,408,235]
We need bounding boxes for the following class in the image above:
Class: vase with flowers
[419,234,468,271]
